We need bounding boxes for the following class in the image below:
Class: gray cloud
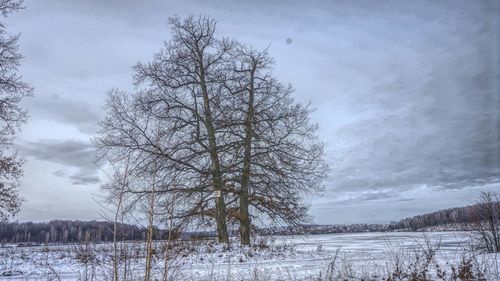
[28,96,101,134]
[18,139,100,186]
[9,0,500,222]
[52,169,65,177]
[68,172,100,186]
[311,0,500,203]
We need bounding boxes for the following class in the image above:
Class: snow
[0,232,498,280]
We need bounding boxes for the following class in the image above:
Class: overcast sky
[7,0,500,224]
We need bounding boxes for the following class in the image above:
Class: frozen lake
[187,231,477,279]
[0,231,497,280]
[283,231,472,252]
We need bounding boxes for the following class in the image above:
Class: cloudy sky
[7,0,500,224]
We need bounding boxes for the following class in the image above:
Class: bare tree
[133,16,236,244]
[97,90,204,280]
[223,45,329,244]
[0,0,32,221]
[144,158,156,281]
[96,89,207,231]
[472,192,500,253]
[223,46,272,245]
[100,157,131,281]
[98,16,329,246]
[246,83,328,226]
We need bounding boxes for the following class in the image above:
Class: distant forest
[0,220,165,244]
[2,202,499,244]
[391,202,500,231]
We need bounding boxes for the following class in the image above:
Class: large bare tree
[133,16,236,243]
[223,45,329,244]
[0,0,31,221]
[97,16,329,246]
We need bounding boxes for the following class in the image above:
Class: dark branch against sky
[9,0,500,223]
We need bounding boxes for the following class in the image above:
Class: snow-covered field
[0,232,498,280]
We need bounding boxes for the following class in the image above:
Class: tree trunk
[113,160,129,281]
[112,194,122,281]
[198,59,229,244]
[239,70,255,246]
[145,159,157,281]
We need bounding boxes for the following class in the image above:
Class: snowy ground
[0,232,498,280]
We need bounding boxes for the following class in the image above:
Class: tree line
[393,192,500,253]
[392,204,481,230]
[0,220,390,244]
[0,220,159,244]
[392,194,500,232]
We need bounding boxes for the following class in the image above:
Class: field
[0,232,499,280]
